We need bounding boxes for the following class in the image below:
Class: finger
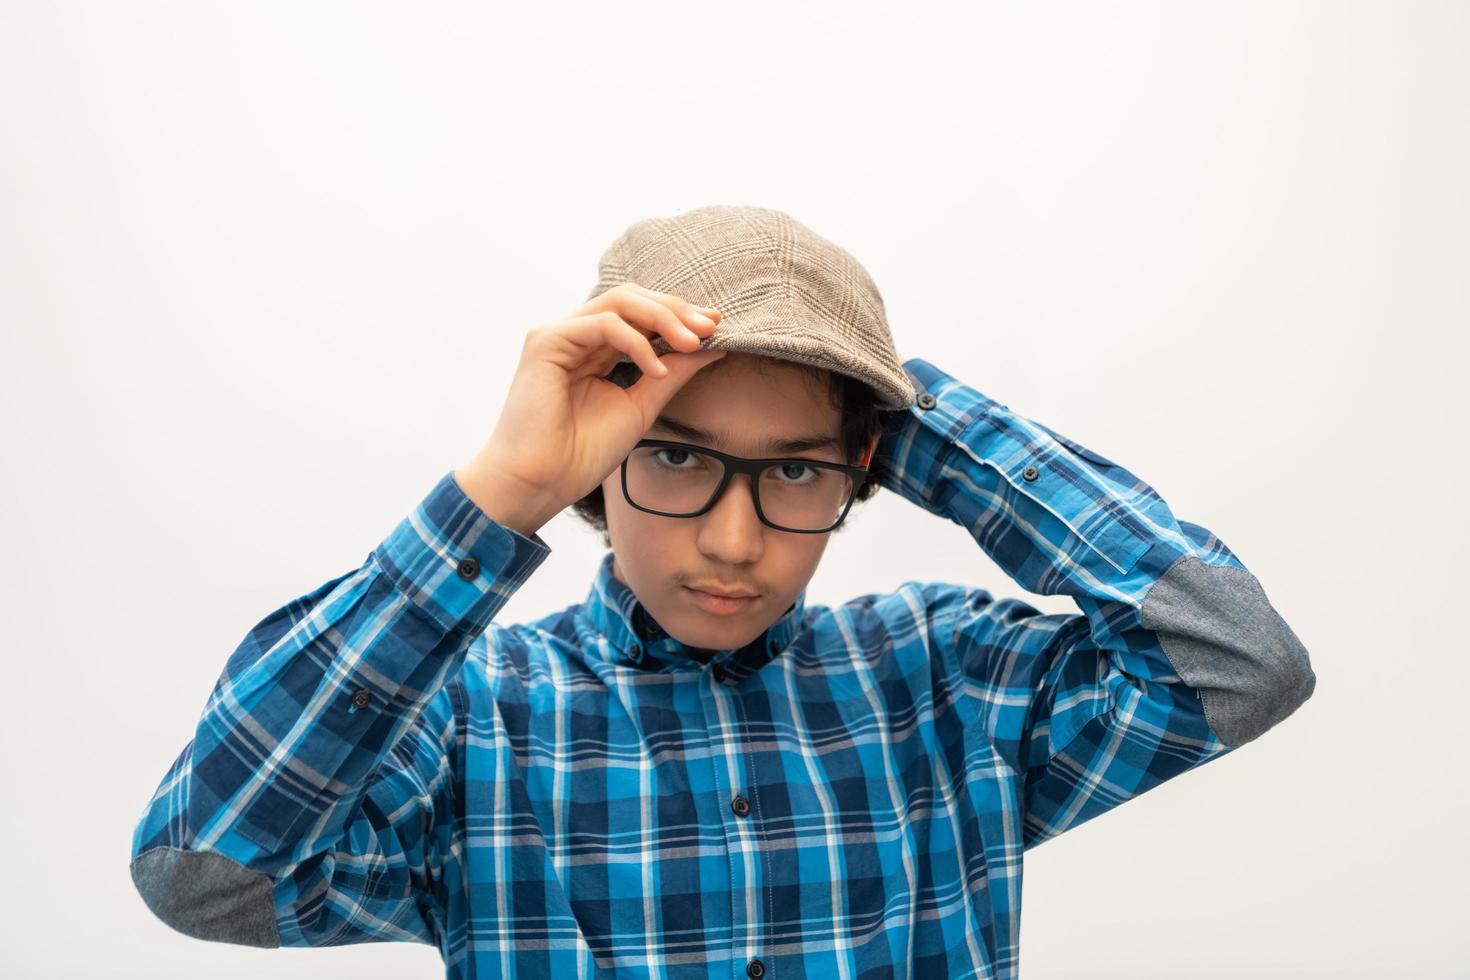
[608,290,715,350]
[561,286,721,379]
[584,283,721,344]
[567,306,706,369]
[598,313,671,379]
[616,282,723,328]
[551,312,670,379]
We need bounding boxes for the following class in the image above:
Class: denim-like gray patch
[1141,554,1317,748]
[131,846,280,948]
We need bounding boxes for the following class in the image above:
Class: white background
[2,2,1465,977]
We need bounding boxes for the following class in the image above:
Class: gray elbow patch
[1141,554,1317,749]
[131,847,281,948]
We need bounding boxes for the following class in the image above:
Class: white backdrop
[2,2,1465,977]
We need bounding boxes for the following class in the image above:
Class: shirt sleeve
[129,469,552,947]
[873,357,1317,849]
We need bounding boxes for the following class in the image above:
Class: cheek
[602,474,633,525]
[603,479,662,551]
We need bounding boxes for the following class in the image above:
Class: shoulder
[804,580,987,657]
[821,579,983,625]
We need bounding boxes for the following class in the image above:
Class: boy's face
[602,352,872,655]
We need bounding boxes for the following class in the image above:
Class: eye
[772,463,822,485]
[653,448,701,469]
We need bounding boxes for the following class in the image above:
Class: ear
[858,432,879,468]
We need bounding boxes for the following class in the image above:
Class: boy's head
[570,350,888,654]
[574,203,914,653]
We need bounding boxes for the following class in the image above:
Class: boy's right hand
[454,283,728,537]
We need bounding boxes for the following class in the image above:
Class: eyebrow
[649,416,841,457]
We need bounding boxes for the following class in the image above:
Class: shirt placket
[701,655,771,980]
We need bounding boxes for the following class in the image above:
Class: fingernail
[693,314,715,327]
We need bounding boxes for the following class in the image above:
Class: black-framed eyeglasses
[620,438,871,534]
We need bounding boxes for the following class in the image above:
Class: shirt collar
[576,550,807,675]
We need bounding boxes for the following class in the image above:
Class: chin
[668,618,755,651]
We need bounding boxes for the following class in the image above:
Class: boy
[131,205,1316,978]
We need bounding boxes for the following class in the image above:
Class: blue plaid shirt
[131,357,1315,979]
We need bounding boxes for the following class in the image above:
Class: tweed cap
[585,204,916,410]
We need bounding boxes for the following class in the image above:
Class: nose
[694,472,765,565]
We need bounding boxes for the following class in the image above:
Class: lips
[687,584,758,599]
[683,585,759,616]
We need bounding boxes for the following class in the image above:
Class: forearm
[130,470,551,944]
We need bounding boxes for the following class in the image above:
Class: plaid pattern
[133,356,1276,979]
[587,204,918,411]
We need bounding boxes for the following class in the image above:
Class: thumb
[626,348,728,419]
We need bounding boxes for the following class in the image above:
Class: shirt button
[1022,464,1039,481]
[634,606,662,638]
[731,794,750,817]
[916,392,936,410]
[456,557,480,580]
[712,663,727,683]
[350,689,372,710]
[746,959,765,979]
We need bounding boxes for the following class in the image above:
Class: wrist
[452,463,561,539]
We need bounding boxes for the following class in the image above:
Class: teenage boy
[131,205,1316,979]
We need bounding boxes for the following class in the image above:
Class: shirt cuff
[370,469,553,635]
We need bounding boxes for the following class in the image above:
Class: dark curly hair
[570,354,897,547]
